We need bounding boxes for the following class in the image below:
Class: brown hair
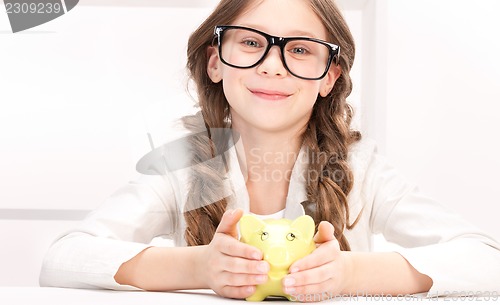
[182,0,361,250]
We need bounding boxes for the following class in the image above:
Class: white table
[0,287,498,304]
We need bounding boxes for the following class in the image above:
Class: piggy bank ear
[239,214,266,240]
[290,215,315,241]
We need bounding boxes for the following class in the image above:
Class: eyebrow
[238,24,321,39]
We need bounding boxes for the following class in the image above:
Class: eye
[286,233,296,241]
[243,39,261,48]
[260,231,269,241]
[291,47,308,55]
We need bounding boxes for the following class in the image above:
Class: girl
[40,0,500,301]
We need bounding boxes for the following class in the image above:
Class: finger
[215,233,264,261]
[289,239,340,273]
[215,209,244,238]
[218,285,256,299]
[285,280,336,302]
[313,221,335,244]
[218,253,270,274]
[219,271,268,286]
[283,262,333,288]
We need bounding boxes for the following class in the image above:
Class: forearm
[343,252,433,295]
[114,245,207,291]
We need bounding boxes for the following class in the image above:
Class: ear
[239,214,266,241]
[290,215,315,241]
[319,64,342,97]
[207,46,222,83]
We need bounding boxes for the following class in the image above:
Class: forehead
[232,0,328,40]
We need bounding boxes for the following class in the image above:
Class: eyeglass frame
[213,25,340,81]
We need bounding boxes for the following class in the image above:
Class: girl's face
[207,0,340,136]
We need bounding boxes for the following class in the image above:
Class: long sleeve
[39,173,179,290]
[366,152,500,296]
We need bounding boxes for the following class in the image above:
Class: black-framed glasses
[213,25,340,80]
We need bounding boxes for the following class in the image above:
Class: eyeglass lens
[220,28,332,80]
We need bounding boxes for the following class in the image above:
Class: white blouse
[39,122,500,296]
[251,209,286,220]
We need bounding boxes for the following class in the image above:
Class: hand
[281,221,353,302]
[198,209,270,299]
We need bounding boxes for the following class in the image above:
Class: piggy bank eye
[286,233,296,241]
[261,232,269,241]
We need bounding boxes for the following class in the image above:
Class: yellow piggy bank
[239,214,316,301]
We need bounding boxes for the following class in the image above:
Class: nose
[264,246,291,268]
[256,46,288,78]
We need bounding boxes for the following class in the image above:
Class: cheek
[221,77,241,107]
[220,67,248,102]
[218,62,233,78]
[302,83,322,101]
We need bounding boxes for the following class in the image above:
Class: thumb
[313,221,335,244]
[215,208,244,239]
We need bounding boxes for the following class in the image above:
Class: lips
[249,88,292,101]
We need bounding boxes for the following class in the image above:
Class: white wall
[383,0,500,243]
[1,0,499,286]
[0,2,215,213]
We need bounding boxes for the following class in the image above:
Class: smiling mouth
[250,89,292,101]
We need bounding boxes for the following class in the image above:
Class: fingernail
[246,286,255,293]
[256,274,267,283]
[225,209,234,217]
[284,286,296,293]
[251,252,261,260]
[290,267,299,273]
[283,277,295,286]
[257,262,269,273]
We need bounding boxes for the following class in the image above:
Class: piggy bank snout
[264,245,290,267]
